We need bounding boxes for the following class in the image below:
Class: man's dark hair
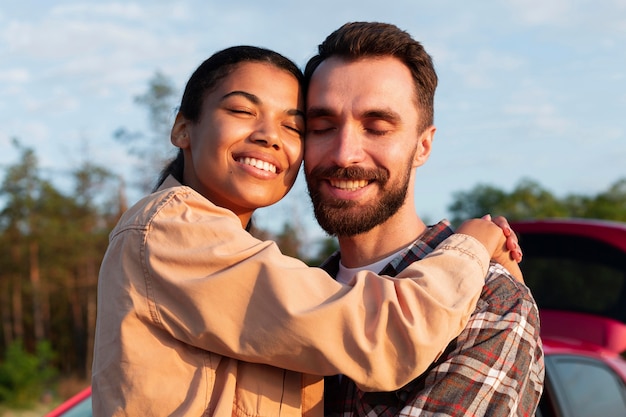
[304,22,437,133]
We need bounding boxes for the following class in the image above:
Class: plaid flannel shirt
[323,221,545,417]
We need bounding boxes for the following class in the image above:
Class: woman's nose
[250,123,281,150]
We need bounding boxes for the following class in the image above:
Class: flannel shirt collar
[320,220,454,277]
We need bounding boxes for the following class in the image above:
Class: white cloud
[507,0,626,37]
[507,0,572,26]
[13,121,51,144]
[50,2,147,20]
[0,68,30,83]
[23,91,80,114]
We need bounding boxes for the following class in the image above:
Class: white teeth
[330,179,368,191]
[238,157,277,173]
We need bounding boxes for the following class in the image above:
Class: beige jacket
[91,176,490,417]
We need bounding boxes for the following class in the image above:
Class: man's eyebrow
[306,106,334,119]
[362,109,401,123]
[222,90,304,118]
[307,107,401,123]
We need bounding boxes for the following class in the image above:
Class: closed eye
[284,124,304,137]
[308,127,334,135]
[306,118,335,135]
[364,128,390,136]
[228,108,255,116]
[363,117,395,136]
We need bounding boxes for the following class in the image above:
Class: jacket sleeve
[138,190,489,392]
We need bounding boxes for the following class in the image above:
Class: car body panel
[44,386,91,417]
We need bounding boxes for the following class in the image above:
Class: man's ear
[171,112,190,148]
[413,125,436,168]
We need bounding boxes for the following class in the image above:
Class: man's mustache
[307,165,389,182]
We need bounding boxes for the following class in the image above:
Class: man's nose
[330,126,365,166]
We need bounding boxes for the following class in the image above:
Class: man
[303,22,544,416]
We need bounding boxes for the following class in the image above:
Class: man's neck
[337,207,427,268]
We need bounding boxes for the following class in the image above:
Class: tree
[0,140,50,347]
[0,140,121,382]
[585,179,626,221]
[114,71,178,193]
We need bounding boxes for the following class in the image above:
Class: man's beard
[305,163,412,237]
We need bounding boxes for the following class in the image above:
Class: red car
[512,219,626,417]
[46,218,626,416]
[45,385,91,417]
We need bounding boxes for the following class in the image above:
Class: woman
[92,46,521,416]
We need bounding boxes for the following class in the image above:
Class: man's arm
[390,268,544,416]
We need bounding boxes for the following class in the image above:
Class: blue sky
[1,0,625,240]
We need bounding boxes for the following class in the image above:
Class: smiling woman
[169,60,304,225]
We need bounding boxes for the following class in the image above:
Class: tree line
[448,177,626,223]
[0,140,126,407]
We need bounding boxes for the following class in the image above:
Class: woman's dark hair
[153,45,303,191]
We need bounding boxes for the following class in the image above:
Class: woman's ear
[171,112,190,148]
[413,125,436,168]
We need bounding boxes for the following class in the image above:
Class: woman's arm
[137,189,504,391]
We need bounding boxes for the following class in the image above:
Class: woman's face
[172,62,304,226]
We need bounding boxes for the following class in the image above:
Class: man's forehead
[309,56,411,91]
[306,56,416,114]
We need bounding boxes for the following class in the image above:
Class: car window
[60,396,92,417]
[546,354,626,417]
[518,233,626,322]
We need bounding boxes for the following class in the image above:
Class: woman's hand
[456,215,524,283]
[483,214,522,262]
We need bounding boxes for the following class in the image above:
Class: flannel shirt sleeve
[394,263,545,417]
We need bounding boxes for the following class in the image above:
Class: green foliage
[0,340,57,408]
[0,140,121,386]
[449,177,626,224]
[584,178,626,221]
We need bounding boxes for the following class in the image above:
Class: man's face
[304,56,432,236]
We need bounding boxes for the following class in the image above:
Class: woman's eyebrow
[222,90,259,104]
[223,90,304,118]
[288,108,305,119]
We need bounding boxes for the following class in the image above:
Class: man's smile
[329,179,369,191]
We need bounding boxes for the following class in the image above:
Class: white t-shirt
[336,250,403,284]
